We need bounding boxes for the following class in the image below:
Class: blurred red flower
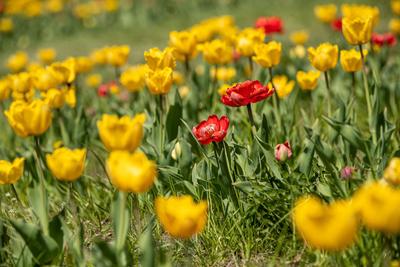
[331,17,342,32]
[192,115,229,145]
[372,33,397,47]
[255,16,283,35]
[221,80,274,107]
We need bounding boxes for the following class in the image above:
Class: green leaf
[10,220,59,265]
[112,191,130,252]
[139,220,156,267]
[317,183,332,198]
[49,213,64,251]
[297,138,315,177]
[165,91,182,142]
[28,180,49,235]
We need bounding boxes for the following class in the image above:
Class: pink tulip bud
[275,141,292,161]
[341,166,356,180]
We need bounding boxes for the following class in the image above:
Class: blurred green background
[0,0,392,64]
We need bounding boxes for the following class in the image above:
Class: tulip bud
[275,141,292,161]
[171,142,182,160]
[340,166,356,180]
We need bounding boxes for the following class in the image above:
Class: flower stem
[248,57,253,78]
[323,71,332,116]
[358,44,376,145]
[246,104,255,127]
[115,191,127,252]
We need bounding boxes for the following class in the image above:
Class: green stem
[246,104,255,127]
[358,44,376,145]
[248,57,253,79]
[115,191,127,252]
[269,68,282,132]
[323,71,332,116]
[33,137,49,235]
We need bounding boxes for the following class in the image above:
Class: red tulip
[192,115,229,145]
[372,33,397,47]
[98,84,109,97]
[275,141,292,161]
[331,17,342,32]
[221,80,274,107]
[255,16,283,35]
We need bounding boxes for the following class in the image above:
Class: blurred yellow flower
[24,0,42,17]
[253,41,282,69]
[314,4,337,23]
[198,39,233,65]
[106,45,130,67]
[290,31,309,45]
[307,43,338,72]
[0,79,11,101]
[106,151,156,193]
[210,67,236,82]
[354,182,400,234]
[33,67,61,91]
[235,28,265,57]
[97,113,146,152]
[390,18,400,35]
[289,45,306,59]
[342,17,373,45]
[296,70,320,91]
[392,0,400,15]
[64,88,76,108]
[293,196,358,251]
[90,48,108,65]
[5,99,52,137]
[45,0,64,13]
[270,75,295,99]
[341,4,380,28]
[75,57,93,73]
[42,88,65,109]
[46,148,86,182]
[6,51,29,73]
[85,73,102,88]
[384,158,400,185]
[37,48,56,65]
[120,65,147,92]
[51,59,76,84]
[169,30,198,61]
[145,67,174,95]
[0,158,24,185]
[173,71,185,85]
[340,49,367,73]
[218,83,233,96]
[9,72,33,95]
[144,47,176,70]
[0,18,13,33]
[155,195,207,239]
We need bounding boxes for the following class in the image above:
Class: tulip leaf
[139,219,156,267]
[297,138,315,177]
[10,219,59,265]
[27,180,49,235]
[112,191,130,252]
[165,91,182,142]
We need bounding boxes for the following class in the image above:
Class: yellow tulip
[390,18,400,35]
[4,99,52,137]
[120,65,147,92]
[169,30,198,61]
[145,67,174,95]
[97,113,146,152]
[342,16,373,45]
[173,71,185,85]
[270,75,295,99]
[0,158,24,185]
[37,48,56,65]
[341,4,380,28]
[392,0,400,16]
[0,79,11,101]
[252,41,282,68]
[90,48,108,65]
[210,67,236,82]
[106,151,156,193]
[353,182,400,234]
[307,43,338,72]
[296,70,320,91]
[6,51,28,73]
[289,45,306,59]
[384,158,400,185]
[314,4,337,23]
[340,49,367,73]
[85,73,102,88]
[106,45,130,67]
[75,57,93,73]
[293,196,358,251]
[289,31,309,45]
[0,18,13,33]
[198,39,233,65]
[46,148,86,182]
[235,27,265,57]
[155,195,207,239]
[64,88,76,108]
[51,59,76,84]
[33,67,61,91]
[9,72,33,94]
[144,47,176,70]
[42,88,65,109]
[45,0,64,13]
